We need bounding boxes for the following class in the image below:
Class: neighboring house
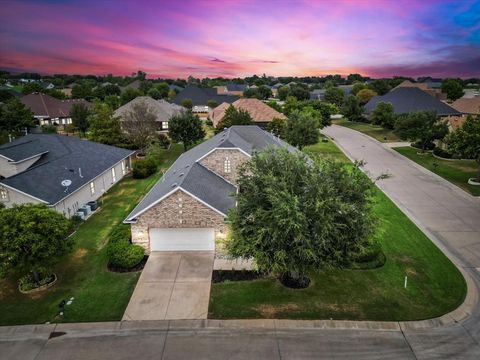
[0,134,133,218]
[210,98,286,128]
[114,96,186,132]
[216,83,249,96]
[168,84,184,92]
[172,85,238,117]
[310,89,326,100]
[20,93,91,126]
[124,125,297,253]
[451,97,480,115]
[462,89,480,99]
[395,80,446,100]
[121,79,141,91]
[364,87,460,117]
[40,82,55,90]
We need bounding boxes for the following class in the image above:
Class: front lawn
[0,144,183,325]
[209,138,466,321]
[333,118,401,142]
[394,147,480,197]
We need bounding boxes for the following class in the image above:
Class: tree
[0,204,72,279]
[0,98,34,132]
[394,111,448,152]
[21,82,43,95]
[446,115,480,180]
[88,102,123,145]
[103,84,121,96]
[342,95,364,122]
[154,82,170,99]
[169,110,205,151]
[226,148,376,285]
[216,105,253,131]
[324,87,344,107]
[277,86,290,100]
[207,99,219,109]
[370,79,391,95]
[290,84,310,101]
[257,85,273,100]
[70,103,90,136]
[120,88,141,105]
[72,83,93,100]
[442,79,464,101]
[351,82,366,95]
[371,102,395,128]
[121,100,158,150]
[285,110,319,149]
[139,80,153,95]
[147,88,162,100]
[356,88,377,105]
[267,118,287,138]
[181,98,193,109]
[104,95,121,110]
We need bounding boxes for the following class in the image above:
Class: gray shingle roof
[0,139,48,162]
[0,134,133,205]
[364,87,460,116]
[172,85,239,106]
[114,97,185,123]
[225,83,248,92]
[125,125,297,222]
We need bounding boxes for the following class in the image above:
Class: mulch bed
[107,255,149,273]
[212,270,263,283]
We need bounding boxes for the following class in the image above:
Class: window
[90,182,95,196]
[0,188,7,200]
[224,158,231,173]
[162,121,169,130]
[121,161,126,175]
[111,168,116,183]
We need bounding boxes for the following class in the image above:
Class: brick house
[124,125,297,253]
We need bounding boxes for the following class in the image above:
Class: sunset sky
[0,0,479,79]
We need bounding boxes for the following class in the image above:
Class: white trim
[124,186,227,222]
[0,182,49,204]
[0,154,14,161]
[195,147,251,163]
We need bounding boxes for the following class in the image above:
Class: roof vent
[185,164,190,168]
[179,173,184,177]
[171,182,178,188]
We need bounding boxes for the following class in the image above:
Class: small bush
[411,141,435,150]
[132,158,157,179]
[157,133,171,149]
[18,272,55,291]
[205,119,213,126]
[433,147,453,159]
[41,124,57,133]
[106,224,144,269]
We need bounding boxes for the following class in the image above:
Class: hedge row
[106,224,144,269]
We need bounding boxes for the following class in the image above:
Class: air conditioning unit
[75,211,85,220]
[87,200,98,211]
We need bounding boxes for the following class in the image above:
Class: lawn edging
[322,126,477,327]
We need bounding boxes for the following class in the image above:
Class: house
[20,93,91,126]
[121,79,142,91]
[310,89,326,100]
[172,85,238,117]
[114,96,186,132]
[124,125,297,252]
[395,80,446,100]
[210,98,286,128]
[216,83,248,96]
[451,96,480,115]
[364,87,460,117]
[0,134,133,218]
[40,82,55,90]
[168,84,184,92]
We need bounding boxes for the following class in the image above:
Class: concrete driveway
[123,252,214,321]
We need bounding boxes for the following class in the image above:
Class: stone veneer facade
[131,189,226,253]
[199,148,249,184]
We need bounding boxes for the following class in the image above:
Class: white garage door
[149,228,215,251]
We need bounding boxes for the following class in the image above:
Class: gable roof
[451,97,480,115]
[364,87,460,116]
[172,85,239,106]
[121,79,141,90]
[225,83,248,92]
[21,93,91,119]
[210,98,286,126]
[114,96,186,123]
[125,125,297,222]
[0,134,133,205]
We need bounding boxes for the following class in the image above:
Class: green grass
[0,144,183,325]
[333,118,401,143]
[304,136,350,163]
[394,147,480,197]
[209,139,467,321]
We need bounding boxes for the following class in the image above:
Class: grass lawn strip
[0,144,183,325]
[333,118,401,143]
[393,147,480,197]
[208,138,466,321]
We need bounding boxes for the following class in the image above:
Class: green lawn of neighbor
[394,147,480,197]
[333,118,401,143]
[209,138,466,321]
[0,144,183,325]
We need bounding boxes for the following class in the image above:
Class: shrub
[132,158,157,178]
[157,133,171,149]
[106,224,144,269]
[41,124,57,133]
[433,147,453,159]
[412,141,435,150]
[205,119,213,126]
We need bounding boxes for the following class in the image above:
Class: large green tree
[394,111,448,152]
[169,110,205,151]
[120,88,141,105]
[324,86,344,107]
[446,115,480,180]
[342,95,364,122]
[216,105,253,131]
[371,102,395,129]
[285,110,319,149]
[121,100,158,150]
[356,88,377,105]
[226,148,376,285]
[87,102,123,145]
[441,79,464,101]
[70,103,90,136]
[0,98,34,132]
[0,204,72,280]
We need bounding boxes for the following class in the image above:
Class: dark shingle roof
[125,125,297,221]
[364,87,460,116]
[225,83,248,92]
[21,93,91,118]
[172,85,239,106]
[0,134,133,204]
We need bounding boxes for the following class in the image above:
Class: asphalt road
[1,124,480,359]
